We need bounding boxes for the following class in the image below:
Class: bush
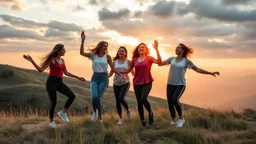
[0,70,14,78]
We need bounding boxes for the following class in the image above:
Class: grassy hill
[0,64,255,144]
[0,64,170,113]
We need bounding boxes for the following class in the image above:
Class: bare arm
[23,55,50,72]
[107,55,121,75]
[62,59,86,82]
[128,60,135,76]
[80,31,92,58]
[191,65,220,77]
[152,40,162,64]
[108,60,115,77]
[158,61,169,66]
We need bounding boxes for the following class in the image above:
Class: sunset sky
[0,0,256,110]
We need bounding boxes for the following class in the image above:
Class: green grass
[0,107,255,144]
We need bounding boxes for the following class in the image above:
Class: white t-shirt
[91,54,108,73]
[164,57,194,85]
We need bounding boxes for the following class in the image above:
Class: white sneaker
[91,110,98,121]
[127,112,132,121]
[117,118,123,125]
[98,119,103,123]
[49,121,56,128]
[57,111,69,122]
[170,121,178,126]
[176,119,185,128]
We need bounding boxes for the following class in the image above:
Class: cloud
[98,8,130,20]
[72,5,85,12]
[47,21,83,32]
[0,25,43,40]
[88,0,97,5]
[220,0,254,5]
[148,1,188,18]
[0,14,46,28]
[187,0,256,22]
[0,0,26,11]
[0,15,82,32]
[133,11,143,17]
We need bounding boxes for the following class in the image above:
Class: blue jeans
[90,73,109,115]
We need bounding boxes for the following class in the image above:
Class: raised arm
[62,59,85,82]
[191,65,220,77]
[152,40,162,64]
[80,31,92,58]
[23,55,50,72]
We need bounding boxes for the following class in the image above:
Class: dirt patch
[22,121,66,133]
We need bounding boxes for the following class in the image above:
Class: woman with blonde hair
[80,31,119,122]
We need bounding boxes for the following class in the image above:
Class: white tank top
[113,59,130,86]
[92,54,108,73]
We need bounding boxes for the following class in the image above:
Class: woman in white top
[158,43,220,128]
[109,46,135,125]
[80,31,119,122]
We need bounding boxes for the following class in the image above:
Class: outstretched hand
[23,54,33,62]
[152,40,159,50]
[211,72,220,77]
[78,77,86,82]
[81,30,86,42]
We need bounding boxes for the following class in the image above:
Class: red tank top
[49,58,66,78]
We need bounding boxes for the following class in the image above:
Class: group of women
[23,31,220,128]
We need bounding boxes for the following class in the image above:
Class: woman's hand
[23,54,33,62]
[211,72,220,77]
[152,40,159,50]
[78,77,86,82]
[81,31,86,42]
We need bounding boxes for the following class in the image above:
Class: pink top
[49,59,66,78]
[130,56,154,85]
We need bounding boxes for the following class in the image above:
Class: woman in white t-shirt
[158,43,220,128]
[80,31,119,122]
[109,46,135,125]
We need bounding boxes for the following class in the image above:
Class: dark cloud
[147,0,256,22]
[98,8,130,20]
[72,5,85,12]
[47,21,82,32]
[187,0,256,22]
[0,15,82,32]
[0,25,43,40]
[221,0,254,5]
[149,1,187,18]
[0,14,46,28]
[44,28,73,40]
[88,0,97,5]
[133,11,143,17]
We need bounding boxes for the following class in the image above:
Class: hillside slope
[0,64,169,113]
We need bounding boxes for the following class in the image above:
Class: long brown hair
[89,41,108,55]
[132,43,150,58]
[113,46,127,60]
[40,44,64,68]
[179,43,193,58]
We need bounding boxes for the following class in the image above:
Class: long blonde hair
[40,44,64,67]
[89,41,108,54]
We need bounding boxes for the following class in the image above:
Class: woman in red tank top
[23,44,85,128]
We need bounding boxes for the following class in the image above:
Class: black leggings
[134,82,152,121]
[113,82,130,115]
[167,84,186,119]
[46,76,75,119]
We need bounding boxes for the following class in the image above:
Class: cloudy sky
[0,0,256,58]
[0,0,256,110]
